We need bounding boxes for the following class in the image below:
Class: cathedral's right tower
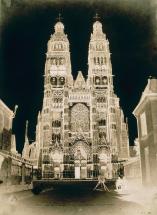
[88,20,129,161]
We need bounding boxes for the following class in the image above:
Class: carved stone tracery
[70,103,89,132]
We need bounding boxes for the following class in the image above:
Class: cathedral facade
[24,19,129,180]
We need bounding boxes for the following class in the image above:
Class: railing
[0,150,33,166]
[41,170,99,180]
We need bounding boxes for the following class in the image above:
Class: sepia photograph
[0,0,157,214]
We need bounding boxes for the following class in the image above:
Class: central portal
[74,160,88,179]
[75,166,80,179]
[71,139,90,179]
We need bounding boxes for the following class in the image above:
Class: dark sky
[0,0,157,153]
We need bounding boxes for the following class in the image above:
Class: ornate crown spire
[54,13,64,33]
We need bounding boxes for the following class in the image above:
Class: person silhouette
[116,177,122,190]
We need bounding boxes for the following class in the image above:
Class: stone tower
[88,20,129,160]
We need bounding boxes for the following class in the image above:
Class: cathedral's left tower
[40,21,73,178]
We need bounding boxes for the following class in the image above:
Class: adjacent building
[133,78,157,186]
[129,138,140,157]
[0,99,14,151]
[124,138,142,186]
[0,99,32,185]
[27,19,130,180]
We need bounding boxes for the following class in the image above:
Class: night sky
[0,0,157,153]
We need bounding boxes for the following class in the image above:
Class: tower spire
[22,120,29,158]
[93,12,100,21]
[56,13,63,22]
[25,120,29,142]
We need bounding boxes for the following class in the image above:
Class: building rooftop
[0,99,14,117]
[143,78,157,94]
[133,78,157,116]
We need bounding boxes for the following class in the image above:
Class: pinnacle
[74,71,86,89]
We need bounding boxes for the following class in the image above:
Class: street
[1,185,156,215]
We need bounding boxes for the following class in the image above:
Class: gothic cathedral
[25,19,129,180]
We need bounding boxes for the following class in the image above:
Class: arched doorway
[0,158,11,184]
[71,140,91,179]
